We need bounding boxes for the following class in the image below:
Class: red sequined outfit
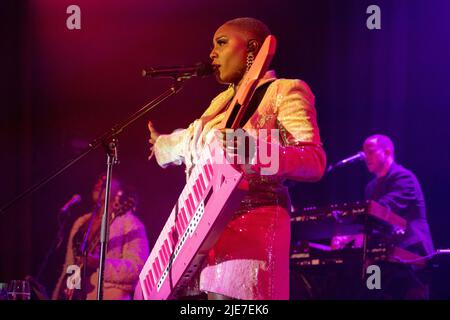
[154,71,326,299]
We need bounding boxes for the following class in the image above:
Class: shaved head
[364,134,395,155]
[222,17,271,48]
[210,17,271,85]
[363,134,395,177]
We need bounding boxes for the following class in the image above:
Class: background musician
[363,134,434,299]
[52,175,149,300]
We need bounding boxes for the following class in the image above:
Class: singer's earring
[246,52,254,72]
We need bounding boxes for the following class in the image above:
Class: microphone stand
[0,78,187,299]
[35,210,71,282]
[26,203,80,300]
[28,209,71,300]
[96,141,117,300]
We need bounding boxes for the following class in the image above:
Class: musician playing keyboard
[147,17,326,300]
[363,134,434,299]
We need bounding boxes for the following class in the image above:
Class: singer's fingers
[147,120,160,143]
[148,120,158,133]
[148,147,155,161]
[147,121,155,136]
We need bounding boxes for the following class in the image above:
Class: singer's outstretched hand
[147,121,160,145]
[147,121,161,160]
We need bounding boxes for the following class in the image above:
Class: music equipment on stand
[289,200,426,264]
[289,200,425,299]
[291,200,406,239]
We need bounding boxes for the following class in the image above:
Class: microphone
[327,151,366,173]
[59,194,82,213]
[142,62,214,79]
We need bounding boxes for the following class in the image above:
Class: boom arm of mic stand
[0,80,185,217]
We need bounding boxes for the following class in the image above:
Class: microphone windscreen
[196,62,214,77]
